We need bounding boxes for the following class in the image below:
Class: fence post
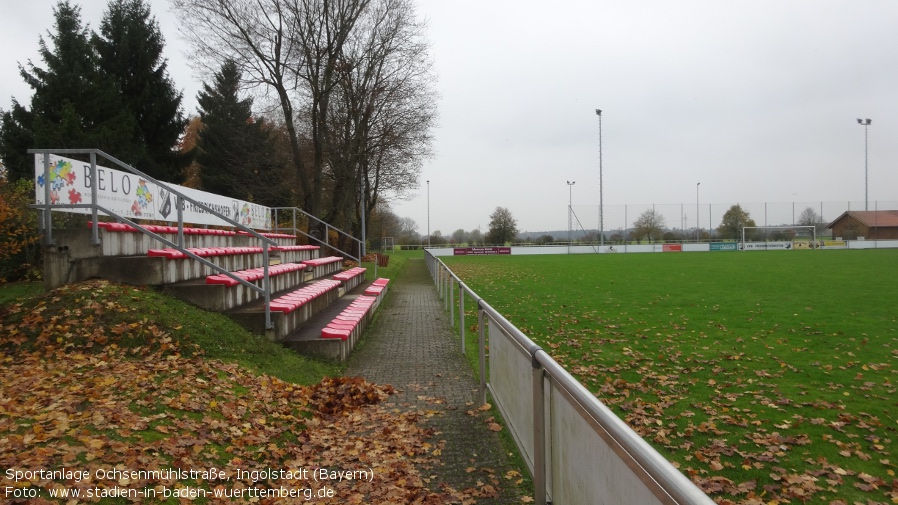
[444,269,450,311]
[479,309,487,406]
[459,288,465,355]
[532,349,547,505]
[450,277,455,324]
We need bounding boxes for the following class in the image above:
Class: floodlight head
[866,118,872,124]
[857,118,862,124]
[595,109,602,116]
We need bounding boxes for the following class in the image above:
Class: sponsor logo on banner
[35,154,271,229]
[453,247,511,255]
[740,241,793,250]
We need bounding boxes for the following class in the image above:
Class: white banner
[740,241,793,250]
[34,154,271,229]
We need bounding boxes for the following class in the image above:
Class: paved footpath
[346,258,523,504]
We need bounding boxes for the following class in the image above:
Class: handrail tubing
[271,206,361,263]
[30,148,276,329]
[427,251,715,505]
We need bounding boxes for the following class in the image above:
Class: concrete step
[226,280,343,341]
[281,281,374,361]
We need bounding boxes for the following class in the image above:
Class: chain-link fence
[566,200,898,242]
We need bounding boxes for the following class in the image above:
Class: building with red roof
[827,210,898,240]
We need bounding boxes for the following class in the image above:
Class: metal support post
[41,152,54,245]
[263,245,272,330]
[460,289,466,355]
[450,278,455,324]
[478,310,487,405]
[176,196,185,248]
[446,267,452,312]
[532,351,547,505]
[89,152,100,245]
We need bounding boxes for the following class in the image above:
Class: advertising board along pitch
[453,247,512,256]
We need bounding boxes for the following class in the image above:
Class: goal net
[741,225,817,250]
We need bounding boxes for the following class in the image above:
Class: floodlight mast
[596,109,604,248]
[857,118,871,210]
[696,182,701,242]
[567,180,575,253]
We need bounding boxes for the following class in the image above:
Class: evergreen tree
[0,100,34,182]
[0,1,130,181]
[196,59,283,203]
[94,0,185,181]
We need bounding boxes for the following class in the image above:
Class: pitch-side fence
[425,252,716,505]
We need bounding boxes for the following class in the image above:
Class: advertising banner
[662,244,682,252]
[453,247,512,256]
[34,154,271,229]
[740,241,793,250]
[710,242,738,251]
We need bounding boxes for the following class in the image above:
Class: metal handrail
[271,207,362,263]
[30,149,278,329]
[425,251,716,505]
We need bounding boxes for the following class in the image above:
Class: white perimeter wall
[427,240,898,257]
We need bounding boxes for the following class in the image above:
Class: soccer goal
[741,225,817,250]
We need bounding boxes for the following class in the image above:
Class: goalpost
[741,225,817,250]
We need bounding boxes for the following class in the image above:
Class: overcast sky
[3,1,897,235]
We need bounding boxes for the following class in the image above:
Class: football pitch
[444,249,897,504]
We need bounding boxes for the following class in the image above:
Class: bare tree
[170,0,367,217]
[632,209,665,243]
[172,0,309,204]
[397,215,418,244]
[798,206,826,236]
[172,0,436,247]
[326,0,436,241]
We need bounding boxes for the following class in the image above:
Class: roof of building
[827,210,898,229]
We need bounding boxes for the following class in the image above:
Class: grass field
[445,249,898,505]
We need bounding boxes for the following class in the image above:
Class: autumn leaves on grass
[0,280,507,504]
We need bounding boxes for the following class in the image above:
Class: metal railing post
[479,309,487,405]
[41,152,54,245]
[532,350,547,505]
[176,195,185,249]
[263,244,272,330]
[450,277,455,326]
[89,151,100,245]
[459,288,465,354]
[445,270,450,311]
